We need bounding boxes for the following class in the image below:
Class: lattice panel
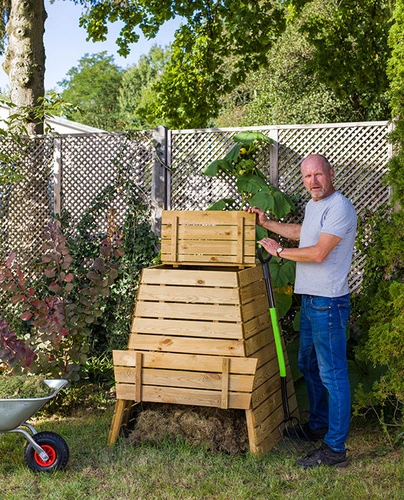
[0,136,54,272]
[60,131,154,234]
[170,122,391,292]
[170,129,273,210]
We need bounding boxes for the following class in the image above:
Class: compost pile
[127,403,249,454]
[0,375,52,399]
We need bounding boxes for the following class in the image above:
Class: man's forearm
[261,218,301,241]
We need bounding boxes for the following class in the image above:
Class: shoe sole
[296,459,349,469]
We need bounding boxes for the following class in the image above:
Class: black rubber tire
[24,431,69,472]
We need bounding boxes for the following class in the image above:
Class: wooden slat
[113,350,258,374]
[245,329,273,357]
[170,214,179,261]
[243,313,272,340]
[114,367,254,393]
[161,254,256,265]
[131,317,244,339]
[238,280,267,305]
[162,223,256,241]
[137,284,240,305]
[135,352,142,402]
[141,267,239,287]
[237,216,245,262]
[116,384,252,409]
[238,266,263,287]
[241,296,271,323]
[135,301,242,322]
[162,210,256,226]
[127,335,245,357]
[221,358,230,409]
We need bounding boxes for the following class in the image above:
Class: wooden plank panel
[141,267,239,287]
[243,314,272,340]
[127,335,245,357]
[114,367,255,392]
[115,384,252,409]
[241,296,272,323]
[245,329,273,356]
[137,284,240,305]
[238,266,263,287]
[131,318,244,339]
[113,350,257,374]
[135,301,242,322]
[239,280,267,305]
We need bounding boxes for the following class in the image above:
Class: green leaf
[274,292,293,318]
[236,174,268,195]
[233,131,273,146]
[256,225,268,241]
[269,259,296,287]
[206,199,235,210]
[203,159,222,176]
[224,144,241,163]
[249,190,275,213]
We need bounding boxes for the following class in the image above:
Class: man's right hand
[245,206,268,227]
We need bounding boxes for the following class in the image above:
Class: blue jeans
[298,294,351,452]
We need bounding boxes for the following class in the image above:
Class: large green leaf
[203,158,233,176]
[233,131,273,145]
[256,225,269,241]
[269,258,296,287]
[273,188,294,218]
[224,144,241,162]
[236,174,268,194]
[275,291,293,318]
[206,199,236,210]
[248,189,275,213]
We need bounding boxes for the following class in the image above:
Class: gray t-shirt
[294,190,357,298]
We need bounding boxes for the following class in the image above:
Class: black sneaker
[283,422,328,442]
[295,442,349,468]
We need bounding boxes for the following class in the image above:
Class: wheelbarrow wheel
[24,431,69,472]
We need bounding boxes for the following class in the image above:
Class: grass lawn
[0,389,403,500]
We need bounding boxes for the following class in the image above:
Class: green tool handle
[270,307,287,378]
[257,245,287,378]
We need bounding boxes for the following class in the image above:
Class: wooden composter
[108,210,299,454]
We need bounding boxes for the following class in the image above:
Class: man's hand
[258,238,280,257]
[245,206,268,227]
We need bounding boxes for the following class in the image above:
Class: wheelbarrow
[0,379,70,472]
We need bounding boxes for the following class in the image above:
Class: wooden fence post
[151,126,171,238]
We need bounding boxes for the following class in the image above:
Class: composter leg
[108,399,133,445]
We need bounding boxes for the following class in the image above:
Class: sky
[0,0,181,93]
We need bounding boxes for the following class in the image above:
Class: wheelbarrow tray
[0,379,68,432]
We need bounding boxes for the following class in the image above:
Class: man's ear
[330,167,335,180]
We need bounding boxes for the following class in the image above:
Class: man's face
[301,157,335,201]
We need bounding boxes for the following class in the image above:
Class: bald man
[248,154,357,468]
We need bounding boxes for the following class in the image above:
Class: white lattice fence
[170,122,392,292]
[0,122,392,292]
[0,136,54,269]
[59,131,154,234]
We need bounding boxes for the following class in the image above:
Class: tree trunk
[3,0,47,135]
